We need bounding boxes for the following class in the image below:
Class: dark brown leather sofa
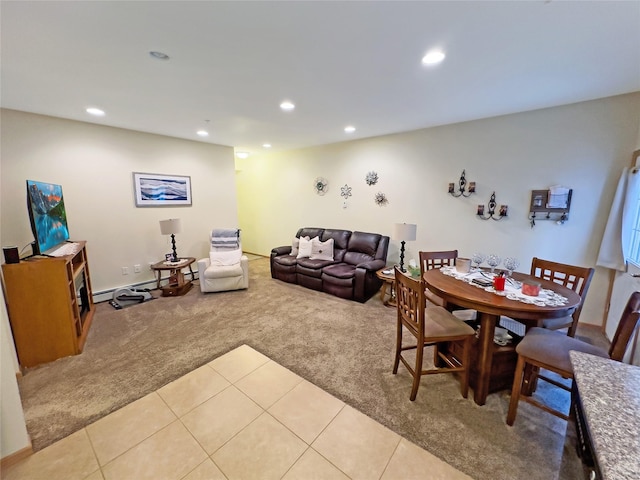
[270,227,389,303]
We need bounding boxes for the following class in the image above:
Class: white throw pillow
[209,249,242,266]
[291,236,309,256]
[297,236,314,259]
[310,237,334,261]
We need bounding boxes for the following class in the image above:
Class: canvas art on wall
[26,179,71,254]
[133,172,192,207]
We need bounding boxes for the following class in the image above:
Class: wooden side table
[376,268,396,307]
[150,257,196,297]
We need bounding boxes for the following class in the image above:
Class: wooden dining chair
[419,250,458,272]
[419,250,476,321]
[392,266,476,401]
[419,250,457,308]
[506,291,640,425]
[530,257,595,337]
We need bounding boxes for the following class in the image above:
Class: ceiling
[2,1,639,155]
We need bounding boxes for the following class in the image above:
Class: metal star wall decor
[314,177,328,195]
[341,184,352,199]
[374,192,388,206]
[365,171,379,186]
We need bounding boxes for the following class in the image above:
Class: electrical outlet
[134,264,141,273]
[121,267,129,275]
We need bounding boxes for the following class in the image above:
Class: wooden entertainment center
[2,241,95,368]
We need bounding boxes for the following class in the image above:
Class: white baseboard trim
[92,274,199,303]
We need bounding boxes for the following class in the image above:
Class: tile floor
[2,345,471,480]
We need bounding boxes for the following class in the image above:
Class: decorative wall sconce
[477,192,508,220]
[448,170,476,197]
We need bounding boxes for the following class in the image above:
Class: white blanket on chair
[211,228,240,249]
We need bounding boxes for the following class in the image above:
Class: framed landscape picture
[133,172,192,207]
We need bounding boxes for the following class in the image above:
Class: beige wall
[237,93,640,328]
[1,109,239,293]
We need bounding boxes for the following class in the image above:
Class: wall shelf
[529,189,572,227]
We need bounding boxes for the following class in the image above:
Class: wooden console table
[2,241,95,367]
[150,257,196,297]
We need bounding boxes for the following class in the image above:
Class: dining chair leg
[507,354,527,426]
[521,364,539,396]
[460,338,471,399]
[393,321,402,374]
[410,344,424,401]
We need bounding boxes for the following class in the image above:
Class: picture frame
[133,172,192,207]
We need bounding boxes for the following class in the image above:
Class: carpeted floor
[17,257,598,479]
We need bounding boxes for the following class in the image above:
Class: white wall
[237,93,640,328]
[0,109,239,460]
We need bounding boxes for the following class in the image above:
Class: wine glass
[503,257,520,277]
[486,254,501,274]
[471,252,486,271]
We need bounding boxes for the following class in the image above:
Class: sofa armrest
[355,259,386,272]
[240,255,249,289]
[197,257,210,277]
[271,245,292,257]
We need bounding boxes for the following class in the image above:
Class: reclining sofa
[270,227,389,303]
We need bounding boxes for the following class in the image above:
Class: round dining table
[423,268,582,405]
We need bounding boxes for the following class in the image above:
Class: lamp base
[399,241,406,273]
[170,234,178,262]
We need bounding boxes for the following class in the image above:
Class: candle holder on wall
[448,170,476,198]
[477,192,508,220]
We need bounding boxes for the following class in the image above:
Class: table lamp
[159,218,182,262]
[392,223,417,272]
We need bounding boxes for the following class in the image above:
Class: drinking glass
[471,252,486,271]
[486,254,501,274]
[503,257,520,277]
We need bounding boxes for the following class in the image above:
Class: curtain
[597,167,640,270]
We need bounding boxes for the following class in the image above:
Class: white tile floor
[2,345,471,480]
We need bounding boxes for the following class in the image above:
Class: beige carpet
[17,257,594,480]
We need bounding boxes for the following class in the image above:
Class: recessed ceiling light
[86,107,105,116]
[236,151,250,159]
[149,51,170,60]
[280,101,295,111]
[344,126,356,133]
[422,50,446,65]
[262,143,272,148]
[196,130,209,137]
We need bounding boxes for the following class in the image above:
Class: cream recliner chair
[198,229,249,293]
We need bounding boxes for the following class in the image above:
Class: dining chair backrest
[609,290,640,361]
[396,265,426,333]
[419,250,458,275]
[530,257,595,336]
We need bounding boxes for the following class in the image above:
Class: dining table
[423,267,582,405]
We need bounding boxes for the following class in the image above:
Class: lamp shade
[392,223,417,241]
[159,218,182,235]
